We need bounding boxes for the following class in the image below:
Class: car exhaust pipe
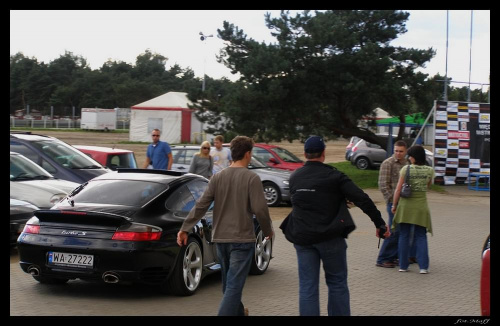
[28,265,40,276]
[102,272,120,284]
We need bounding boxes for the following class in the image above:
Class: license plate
[48,251,94,268]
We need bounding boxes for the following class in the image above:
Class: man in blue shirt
[143,129,173,170]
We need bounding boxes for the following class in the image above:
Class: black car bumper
[17,233,180,285]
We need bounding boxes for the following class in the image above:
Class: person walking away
[143,129,173,170]
[177,136,274,316]
[392,145,434,274]
[210,135,232,175]
[189,141,213,179]
[376,140,417,268]
[280,135,389,316]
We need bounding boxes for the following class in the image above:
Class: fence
[10,117,130,130]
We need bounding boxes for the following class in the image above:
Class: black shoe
[376,262,396,268]
[409,257,418,264]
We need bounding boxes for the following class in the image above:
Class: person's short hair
[394,140,407,148]
[305,152,322,159]
[152,128,161,134]
[214,135,224,143]
[407,145,426,165]
[230,136,254,161]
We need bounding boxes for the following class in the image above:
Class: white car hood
[10,179,80,209]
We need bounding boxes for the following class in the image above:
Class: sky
[10,10,490,91]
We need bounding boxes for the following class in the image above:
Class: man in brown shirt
[376,140,416,267]
[177,136,274,316]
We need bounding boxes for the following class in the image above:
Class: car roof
[254,143,279,149]
[10,132,58,142]
[171,145,203,149]
[74,145,133,154]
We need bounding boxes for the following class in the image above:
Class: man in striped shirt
[376,140,416,268]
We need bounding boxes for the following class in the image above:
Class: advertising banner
[433,101,490,185]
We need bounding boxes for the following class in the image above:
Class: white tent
[129,92,209,144]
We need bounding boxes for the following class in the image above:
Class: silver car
[10,152,80,209]
[348,139,433,170]
[170,145,291,206]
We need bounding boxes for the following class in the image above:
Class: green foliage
[190,10,487,150]
[10,49,203,116]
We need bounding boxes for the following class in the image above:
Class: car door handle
[177,166,186,169]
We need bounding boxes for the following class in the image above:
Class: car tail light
[352,146,358,152]
[22,217,40,234]
[112,223,162,241]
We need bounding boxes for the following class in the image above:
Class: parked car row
[171,145,292,206]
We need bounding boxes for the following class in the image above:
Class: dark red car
[252,143,304,171]
[480,235,490,316]
[74,145,138,171]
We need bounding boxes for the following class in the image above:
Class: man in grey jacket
[177,135,274,316]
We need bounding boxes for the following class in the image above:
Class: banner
[434,101,490,185]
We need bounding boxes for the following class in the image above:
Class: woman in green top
[391,145,434,274]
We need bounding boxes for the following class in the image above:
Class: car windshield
[248,156,268,169]
[30,140,103,169]
[70,179,167,207]
[10,153,54,181]
[270,147,302,163]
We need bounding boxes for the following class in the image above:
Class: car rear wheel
[164,237,203,296]
[263,182,281,207]
[250,228,272,275]
[355,157,370,170]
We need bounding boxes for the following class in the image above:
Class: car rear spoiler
[34,209,131,226]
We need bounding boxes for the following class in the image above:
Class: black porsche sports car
[17,169,273,296]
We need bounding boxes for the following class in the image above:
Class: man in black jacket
[280,135,389,316]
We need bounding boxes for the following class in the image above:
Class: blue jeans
[377,203,417,264]
[216,242,255,316]
[294,237,350,316]
[398,223,429,270]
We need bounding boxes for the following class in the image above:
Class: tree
[192,10,437,149]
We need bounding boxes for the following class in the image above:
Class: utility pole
[199,32,213,92]
[444,10,449,101]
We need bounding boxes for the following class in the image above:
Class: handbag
[400,165,412,198]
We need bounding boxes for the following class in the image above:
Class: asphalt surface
[10,185,490,317]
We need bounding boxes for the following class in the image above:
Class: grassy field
[330,161,444,192]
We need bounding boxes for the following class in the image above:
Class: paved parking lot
[10,186,489,317]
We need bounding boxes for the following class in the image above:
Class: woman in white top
[189,141,213,179]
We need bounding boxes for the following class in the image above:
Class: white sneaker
[420,269,429,274]
[399,268,409,272]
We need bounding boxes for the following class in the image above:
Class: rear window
[107,153,137,170]
[71,180,166,207]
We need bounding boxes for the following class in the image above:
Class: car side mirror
[269,158,279,164]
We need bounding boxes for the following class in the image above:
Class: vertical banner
[433,101,490,185]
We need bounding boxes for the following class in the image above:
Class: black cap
[304,136,325,153]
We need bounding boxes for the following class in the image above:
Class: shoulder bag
[400,165,412,198]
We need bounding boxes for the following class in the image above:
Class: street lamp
[199,32,213,92]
